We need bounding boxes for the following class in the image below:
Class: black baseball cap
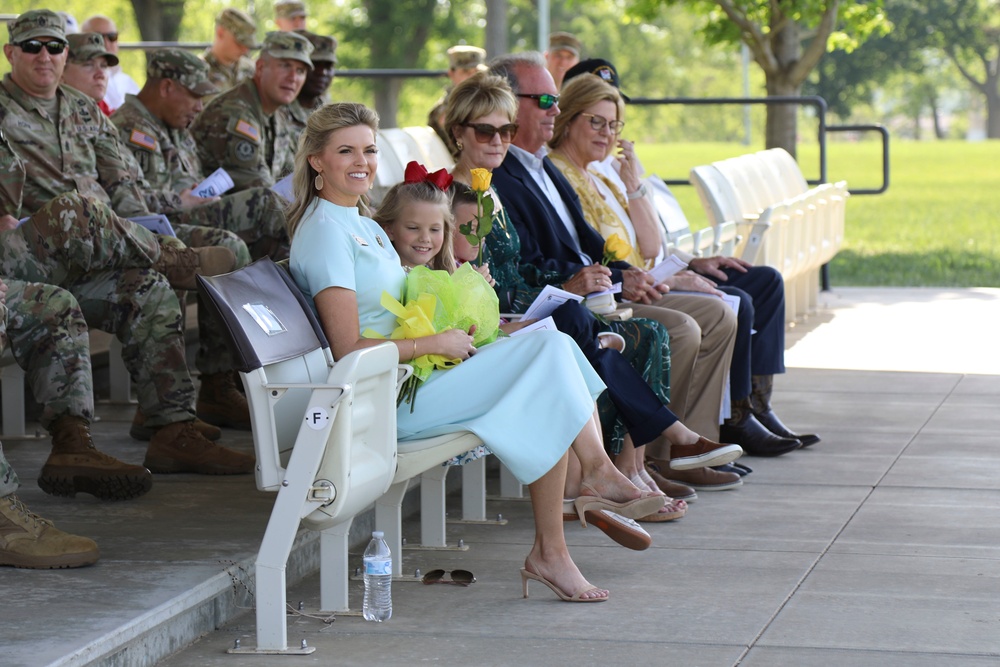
[562,58,630,102]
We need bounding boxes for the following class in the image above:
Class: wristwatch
[626,183,648,200]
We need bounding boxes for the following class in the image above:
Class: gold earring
[314,173,324,191]
[456,140,463,151]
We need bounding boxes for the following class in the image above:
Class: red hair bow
[404,161,454,191]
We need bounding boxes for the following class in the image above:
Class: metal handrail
[629,95,889,196]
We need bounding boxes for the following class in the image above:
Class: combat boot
[129,406,221,442]
[39,416,153,500]
[196,372,252,430]
[0,495,100,569]
[144,421,255,475]
[152,245,236,290]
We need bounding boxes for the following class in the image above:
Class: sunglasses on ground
[516,93,559,110]
[463,122,519,144]
[421,569,476,586]
[579,112,626,134]
[16,40,68,55]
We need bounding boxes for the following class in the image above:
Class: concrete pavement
[2,287,999,666]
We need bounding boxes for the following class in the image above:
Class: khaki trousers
[628,292,737,451]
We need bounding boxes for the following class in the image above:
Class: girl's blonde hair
[549,74,624,150]
[285,102,380,240]
[372,181,457,273]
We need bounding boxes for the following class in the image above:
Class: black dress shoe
[754,409,821,447]
[712,463,750,477]
[719,413,802,457]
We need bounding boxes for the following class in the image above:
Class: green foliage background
[3,1,998,287]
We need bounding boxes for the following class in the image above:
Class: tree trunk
[129,0,185,42]
[765,76,800,158]
[375,79,402,129]
[987,69,1000,139]
[930,92,944,139]
[764,19,802,158]
[485,0,508,59]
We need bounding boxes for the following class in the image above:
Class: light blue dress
[290,199,606,485]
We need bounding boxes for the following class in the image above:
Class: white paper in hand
[193,168,234,198]
[272,173,294,202]
[508,316,558,337]
[521,285,583,321]
[648,255,688,285]
[128,214,176,237]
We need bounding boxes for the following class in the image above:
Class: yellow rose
[603,234,631,264]
[470,168,492,192]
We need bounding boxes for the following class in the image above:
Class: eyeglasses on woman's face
[516,93,559,110]
[462,122,519,144]
[579,112,625,134]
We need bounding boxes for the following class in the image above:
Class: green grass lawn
[636,140,1000,287]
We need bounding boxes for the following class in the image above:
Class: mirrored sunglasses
[579,112,625,134]
[463,122,518,144]
[421,569,476,586]
[516,93,559,110]
[16,40,68,55]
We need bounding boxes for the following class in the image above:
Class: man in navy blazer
[489,53,807,482]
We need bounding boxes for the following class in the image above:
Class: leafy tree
[925,0,1000,138]
[629,0,889,156]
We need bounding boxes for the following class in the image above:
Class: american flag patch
[234,119,260,141]
[128,129,157,151]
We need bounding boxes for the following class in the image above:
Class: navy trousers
[716,265,786,401]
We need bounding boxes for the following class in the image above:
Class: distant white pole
[742,42,751,145]
[538,0,550,52]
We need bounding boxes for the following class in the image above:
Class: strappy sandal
[561,499,651,550]
[572,483,665,525]
[520,557,608,602]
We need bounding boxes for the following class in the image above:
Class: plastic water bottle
[362,530,392,622]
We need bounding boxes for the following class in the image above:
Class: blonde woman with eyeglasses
[547,74,661,269]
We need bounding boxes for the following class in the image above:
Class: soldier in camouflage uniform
[284,30,337,138]
[201,8,258,104]
[61,28,258,433]
[1,10,253,479]
[191,31,313,192]
[0,282,102,569]
[275,0,308,32]
[111,48,288,260]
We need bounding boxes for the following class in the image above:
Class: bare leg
[571,409,649,502]
[525,452,608,601]
[664,420,703,446]
[613,435,641,479]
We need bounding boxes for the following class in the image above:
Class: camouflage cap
[297,30,337,63]
[260,31,314,69]
[216,8,259,49]
[274,0,308,20]
[8,9,67,43]
[447,45,487,72]
[147,47,219,96]
[67,32,119,66]
[548,31,581,57]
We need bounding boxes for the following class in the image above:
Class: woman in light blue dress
[287,103,664,603]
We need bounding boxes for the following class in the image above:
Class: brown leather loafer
[649,460,743,491]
